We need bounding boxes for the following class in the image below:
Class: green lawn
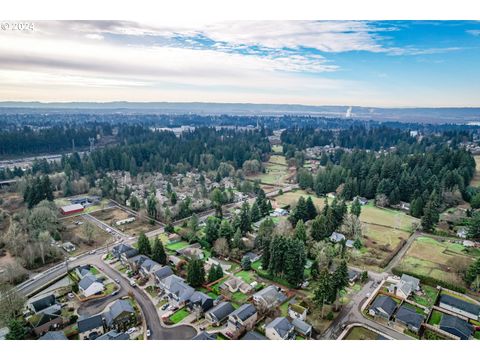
[428,310,443,325]
[90,266,100,275]
[231,291,249,304]
[358,203,417,232]
[236,270,255,284]
[279,301,290,316]
[474,331,480,340]
[169,309,190,324]
[411,285,438,307]
[344,326,383,340]
[103,283,117,295]
[271,145,283,154]
[273,190,326,210]
[165,241,190,251]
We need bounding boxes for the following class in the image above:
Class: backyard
[343,326,386,340]
[90,206,157,236]
[169,308,190,324]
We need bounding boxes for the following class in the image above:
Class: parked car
[111,290,119,296]
[67,293,74,299]
[130,280,137,287]
[115,278,120,284]
[161,303,169,311]
[126,327,136,335]
[146,328,151,338]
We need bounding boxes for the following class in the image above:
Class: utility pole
[89,137,95,153]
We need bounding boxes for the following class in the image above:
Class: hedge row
[391,267,466,294]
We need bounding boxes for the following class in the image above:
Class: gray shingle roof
[230,303,257,321]
[371,295,397,317]
[78,314,104,333]
[439,294,480,316]
[78,274,100,291]
[96,330,130,340]
[395,305,424,329]
[39,331,68,340]
[291,318,312,335]
[206,301,235,322]
[154,266,174,280]
[191,331,216,340]
[266,317,294,338]
[241,331,267,340]
[440,314,474,340]
[30,294,56,313]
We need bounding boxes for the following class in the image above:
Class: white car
[67,293,75,299]
[130,280,137,287]
[146,329,151,338]
[126,327,136,335]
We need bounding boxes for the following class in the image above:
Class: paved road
[384,231,421,273]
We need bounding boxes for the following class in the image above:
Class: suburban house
[241,331,267,340]
[96,330,130,340]
[139,258,162,278]
[126,254,149,272]
[388,274,420,299]
[271,208,288,217]
[29,311,64,336]
[225,304,258,339]
[39,331,68,340]
[177,244,204,260]
[265,317,295,340]
[394,305,425,333]
[120,248,140,265]
[439,314,474,340]
[330,232,346,243]
[438,294,480,321]
[192,331,216,340]
[112,244,135,260]
[348,269,360,285]
[457,227,468,239]
[345,240,355,248]
[78,314,105,340]
[220,276,253,295]
[168,255,184,268]
[153,266,174,284]
[205,302,235,325]
[104,300,136,331]
[187,291,214,313]
[78,274,105,298]
[288,303,307,321]
[28,294,59,315]
[355,196,368,205]
[75,265,93,279]
[159,274,195,307]
[253,285,286,311]
[243,252,261,263]
[369,295,397,319]
[292,318,313,338]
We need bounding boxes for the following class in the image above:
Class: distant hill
[0,101,479,124]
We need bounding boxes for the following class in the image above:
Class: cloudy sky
[1,20,479,106]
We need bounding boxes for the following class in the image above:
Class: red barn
[60,203,84,216]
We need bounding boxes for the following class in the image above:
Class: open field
[271,145,283,154]
[395,236,477,285]
[272,189,326,210]
[59,216,110,254]
[90,207,156,237]
[471,155,480,187]
[350,223,410,270]
[358,203,418,232]
[247,155,292,186]
[343,326,387,340]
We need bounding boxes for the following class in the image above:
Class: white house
[79,275,105,297]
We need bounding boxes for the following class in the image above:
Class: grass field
[428,310,443,325]
[235,270,256,284]
[247,156,291,186]
[272,189,326,210]
[411,285,439,307]
[396,236,477,285]
[269,155,287,165]
[169,308,190,324]
[271,145,283,154]
[358,203,417,232]
[165,241,190,252]
[343,326,385,340]
[59,216,110,255]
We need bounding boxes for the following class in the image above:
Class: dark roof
[206,301,235,322]
[122,248,139,259]
[266,317,294,338]
[30,294,56,313]
[112,244,134,256]
[154,266,174,280]
[371,295,397,317]
[105,300,135,326]
[78,314,104,333]
[440,314,474,340]
[96,330,130,340]
[395,305,424,329]
[230,304,257,321]
[439,294,480,316]
[39,331,68,340]
[188,291,214,311]
[78,274,100,290]
[241,331,267,340]
[192,331,216,340]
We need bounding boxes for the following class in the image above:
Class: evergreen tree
[137,232,151,256]
[305,196,318,220]
[239,201,251,235]
[219,219,234,242]
[151,237,166,265]
[187,259,205,287]
[410,197,424,218]
[314,268,334,306]
[467,212,480,239]
[333,261,349,296]
[241,256,252,270]
[421,200,439,232]
[294,220,307,244]
[310,215,328,242]
[250,202,261,223]
[204,216,221,245]
[284,237,306,286]
[5,319,27,340]
[208,264,223,283]
[232,227,244,250]
[215,264,224,280]
[465,258,480,291]
[351,198,362,217]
